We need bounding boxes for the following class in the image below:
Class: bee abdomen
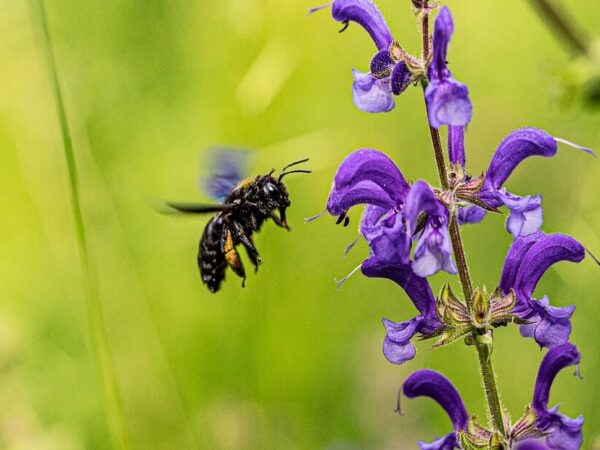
[198,217,227,293]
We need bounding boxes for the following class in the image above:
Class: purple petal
[425,78,472,128]
[404,182,456,277]
[352,69,395,113]
[458,205,486,225]
[496,191,543,237]
[520,297,575,348]
[383,317,421,343]
[412,220,457,277]
[448,126,465,167]
[370,49,394,75]
[515,441,550,450]
[404,181,446,233]
[514,234,585,299]
[545,409,583,450]
[419,433,458,450]
[533,343,580,414]
[360,206,411,264]
[486,128,557,190]
[332,0,393,50]
[403,369,469,430]
[391,61,412,95]
[326,148,410,216]
[381,317,422,364]
[529,315,572,349]
[499,232,544,295]
[533,343,583,450]
[424,7,472,128]
[361,257,437,317]
[382,335,416,364]
[429,6,453,81]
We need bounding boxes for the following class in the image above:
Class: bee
[166,149,310,293]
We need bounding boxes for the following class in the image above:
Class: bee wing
[164,202,224,214]
[201,147,251,202]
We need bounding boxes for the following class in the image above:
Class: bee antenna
[281,158,309,173]
[278,169,311,182]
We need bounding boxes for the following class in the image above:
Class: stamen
[343,216,350,227]
[574,364,584,380]
[585,247,600,266]
[304,210,326,223]
[554,136,597,157]
[339,20,350,33]
[394,387,404,416]
[335,212,347,225]
[307,1,332,15]
[334,263,362,290]
[344,235,362,256]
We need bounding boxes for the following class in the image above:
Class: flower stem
[528,0,588,56]
[419,3,505,435]
[31,1,132,448]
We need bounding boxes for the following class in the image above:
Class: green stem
[528,0,589,56]
[419,2,505,435]
[30,1,132,448]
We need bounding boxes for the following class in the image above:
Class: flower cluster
[402,344,582,449]
[314,1,594,448]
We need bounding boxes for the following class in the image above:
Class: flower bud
[471,288,490,328]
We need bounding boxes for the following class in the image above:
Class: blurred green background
[1,0,599,448]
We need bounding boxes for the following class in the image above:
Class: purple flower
[328,0,405,113]
[362,258,442,364]
[532,343,583,450]
[499,232,585,349]
[425,7,472,128]
[453,127,593,237]
[404,181,457,276]
[326,149,456,277]
[326,1,471,117]
[352,69,395,112]
[403,369,468,449]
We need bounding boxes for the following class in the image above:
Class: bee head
[259,158,309,229]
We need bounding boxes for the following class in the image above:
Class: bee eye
[264,183,277,195]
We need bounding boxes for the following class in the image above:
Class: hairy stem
[31,1,131,448]
[528,0,588,56]
[419,2,505,435]
[448,216,474,308]
[420,80,449,191]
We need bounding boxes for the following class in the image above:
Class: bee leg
[244,238,261,273]
[232,222,262,271]
[269,212,288,230]
[220,227,246,286]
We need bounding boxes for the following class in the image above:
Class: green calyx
[423,285,522,351]
[509,405,545,443]
[457,416,508,450]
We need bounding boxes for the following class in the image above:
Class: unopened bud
[476,330,494,362]
[471,288,490,328]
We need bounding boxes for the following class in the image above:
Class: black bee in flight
[166,149,310,293]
